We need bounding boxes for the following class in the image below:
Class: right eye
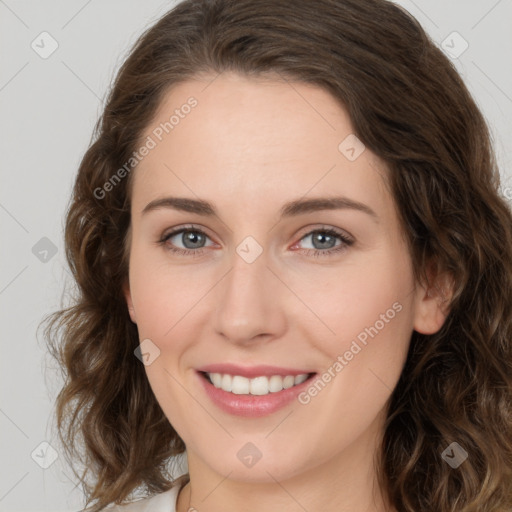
[159,225,215,257]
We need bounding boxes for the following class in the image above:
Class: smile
[203,372,311,395]
[196,366,317,417]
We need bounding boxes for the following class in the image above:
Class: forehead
[132,72,390,217]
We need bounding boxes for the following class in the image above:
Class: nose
[213,246,287,346]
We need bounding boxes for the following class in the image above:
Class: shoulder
[103,478,186,512]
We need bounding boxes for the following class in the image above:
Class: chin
[198,445,312,484]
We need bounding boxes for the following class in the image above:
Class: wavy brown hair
[42,0,512,510]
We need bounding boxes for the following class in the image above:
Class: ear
[123,281,137,324]
[413,261,454,335]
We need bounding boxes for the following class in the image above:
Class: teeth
[232,375,250,394]
[221,373,232,392]
[206,372,310,395]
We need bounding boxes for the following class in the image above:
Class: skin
[123,71,451,512]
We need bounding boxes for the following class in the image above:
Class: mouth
[199,371,316,396]
[196,367,318,417]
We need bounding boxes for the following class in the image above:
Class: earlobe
[123,282,137,324]
[413,266,454,335]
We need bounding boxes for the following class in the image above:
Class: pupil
[314,232,335,249]
[184,231,204,248]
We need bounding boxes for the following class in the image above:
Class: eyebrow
[141,195,379,222]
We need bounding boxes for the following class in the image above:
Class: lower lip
[197,371,316,417]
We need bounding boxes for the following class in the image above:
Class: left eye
[295,229,347,251]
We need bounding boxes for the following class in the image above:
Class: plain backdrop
[1,1,511,511]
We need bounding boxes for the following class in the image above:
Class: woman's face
[124,72,446,485]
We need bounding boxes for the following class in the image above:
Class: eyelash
[158,224,354,258]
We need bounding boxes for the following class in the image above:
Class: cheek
[296,245,414,352]
[128,244,203,338]
[292,268,414,459]
[297,245,415,415]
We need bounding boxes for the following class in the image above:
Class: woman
[43,0,512,510]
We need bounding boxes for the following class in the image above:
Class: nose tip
[212,250,287,346]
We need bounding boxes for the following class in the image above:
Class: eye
[291,227,354,257]
[159,225,214,257]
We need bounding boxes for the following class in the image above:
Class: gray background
[1,1,511,511]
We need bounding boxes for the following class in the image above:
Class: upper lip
[196,363,315,379]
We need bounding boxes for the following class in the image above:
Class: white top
[105,478,187,512]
